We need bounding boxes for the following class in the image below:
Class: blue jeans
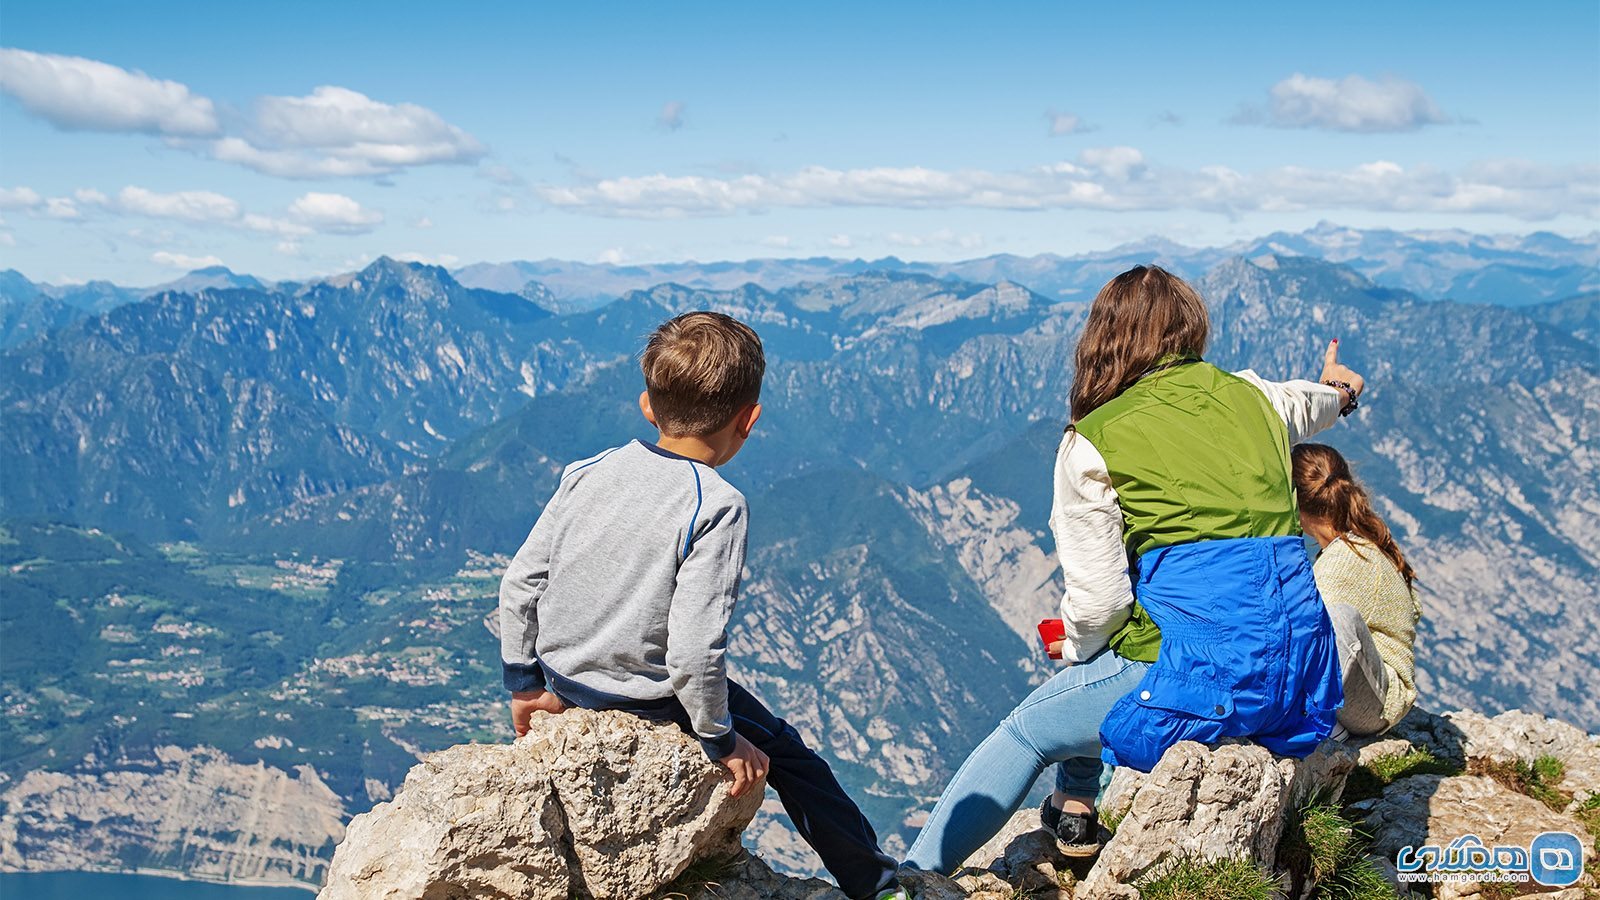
[904,649,1151,873]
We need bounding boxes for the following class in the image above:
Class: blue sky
[1,0,1596,283]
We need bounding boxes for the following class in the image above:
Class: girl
[1292,443,1421,737]
[905,265,1363,870]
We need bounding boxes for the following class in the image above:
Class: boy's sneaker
[1041,797,1103,858]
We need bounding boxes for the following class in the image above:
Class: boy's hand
[1318,339,1365,399]
[1047,639,1067,660]
[718,734,769,798]
[510,690,567,736]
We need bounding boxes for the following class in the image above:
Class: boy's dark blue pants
[657,681,898,899]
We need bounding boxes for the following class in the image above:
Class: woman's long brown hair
[1293,443,1418,588]
[1069,265,1210,421]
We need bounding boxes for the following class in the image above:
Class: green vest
[1071,361,1300,662]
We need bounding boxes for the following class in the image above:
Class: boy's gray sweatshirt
[499,439,746,757]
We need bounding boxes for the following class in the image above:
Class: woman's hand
[1319,339,1365,399]
[1047,640,1070,662]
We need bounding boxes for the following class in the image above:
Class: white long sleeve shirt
[1048,372,1344,662]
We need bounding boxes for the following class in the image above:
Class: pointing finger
[1324,339,1340,368]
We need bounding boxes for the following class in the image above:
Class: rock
[896,865,983,900]
[1359,774,1595,894]
[674,851,845,900]
[1076,739,1358,900]
[1384,708,1600,792]
[317,708,764,900]
[957,807,1074,900]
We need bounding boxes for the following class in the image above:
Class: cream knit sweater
[1313,535,1422,725]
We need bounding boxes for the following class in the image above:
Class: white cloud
[70,185,379,236]
[393,251,460,267]
[285,192,384,234]
[0,185,80,218]
[1045,111,1092,136]
[114,186,239,222]
[597,247,627,264]
[657,100,686,132]
[412,216,434,229]
[828,233,853,249]
[760,235,792,248]
[884,229,985,251]
[0,48,219,136]
[1078,146,1147,180]
[238,213,312,237]
[1237,73,1452,133]
[533,150,1595,221]
[151,250,224,269]
[0,186,42,209]
[39,197,80,219]
[211,86,485,178]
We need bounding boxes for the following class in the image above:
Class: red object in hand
[1038,619,1066,659]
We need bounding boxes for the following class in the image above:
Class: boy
[499,311,904,900]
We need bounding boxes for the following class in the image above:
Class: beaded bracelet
[1323,380,1359,417]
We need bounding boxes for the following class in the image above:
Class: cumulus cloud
[0,185,80,218]
[1045,111,1093,136]
[151,250,224,269]
[533,149,1596,221]
[1236,73,1452,133]
[0,48,219,136]
[71,185,382,236]
[285,191,384,234]
[657,100,686,131]
[2,50,483,180]
[208,86,486,178]
[113,186,240,223]
[0,186,42,209]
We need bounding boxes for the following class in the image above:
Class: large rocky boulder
[1075,739,1358,900]
[317,708,764,900]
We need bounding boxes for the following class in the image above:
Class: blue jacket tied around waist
[1098,535,1345,772]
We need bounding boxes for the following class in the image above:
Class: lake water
[0,871,315,899]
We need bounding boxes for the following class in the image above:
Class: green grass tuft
[1280,794,1400,900]
[1281,802,1357,883]
[1321,855,1400,900]
[1467,755,1571,812]
[1343,748,1462,803]
[1138,856,1276,900]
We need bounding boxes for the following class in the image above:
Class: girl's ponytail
[1292,443,1417,588]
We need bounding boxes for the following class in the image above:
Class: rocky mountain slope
[2,242,1597,891]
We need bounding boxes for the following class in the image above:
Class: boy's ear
[639,391,658,427]
[734,402,762,439]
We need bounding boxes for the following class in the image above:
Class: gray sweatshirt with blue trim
[499,439,746,757]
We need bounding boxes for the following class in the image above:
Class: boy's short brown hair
[641,311,765,436]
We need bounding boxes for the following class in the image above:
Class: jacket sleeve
[1233,369,1344,444]
[666,494,744,759]
[1049,429,1135,663]
[499,482,563,693]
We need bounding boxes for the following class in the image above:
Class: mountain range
[1,227,1596,884]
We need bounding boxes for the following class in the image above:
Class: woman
[1292,443,1421,737]
[904,265,1364,871]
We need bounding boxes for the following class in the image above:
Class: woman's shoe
[1040,797,1104,858]
[1053,809,1104,858]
